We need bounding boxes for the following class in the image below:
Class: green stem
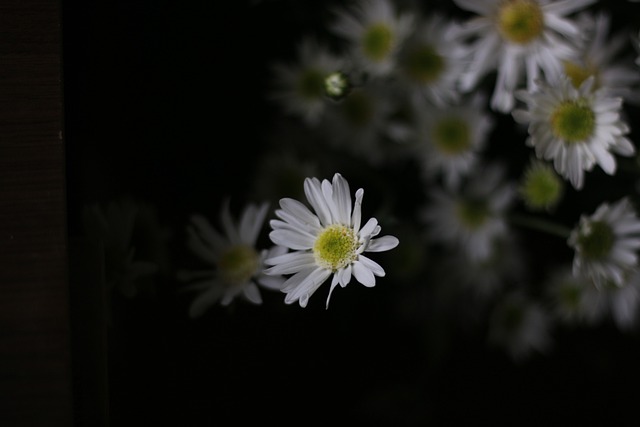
[508,213,572,239]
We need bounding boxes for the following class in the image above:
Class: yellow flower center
[563,60,600,90]
[362,22,394,62]
[432,117,471,155]
[218,245,260,285]
[313,224,359,271]
[497,0,545,45]
[520,163,563,210]
[577,220,614,260]
[403,44,445,83]
[550,100,595,143]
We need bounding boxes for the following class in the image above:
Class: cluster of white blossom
[86,0,640,362]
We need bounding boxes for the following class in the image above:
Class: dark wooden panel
[0,1,72,426]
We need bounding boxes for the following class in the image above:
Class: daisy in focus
[512,75,635,190]
[420,162,516,263]
[264,173,399,308]
[329,0,414,78]
[269,37,347,126]
[453,0,596,113]
[179,200,287,318]
[412,92,493,190]
[567,197,640,289]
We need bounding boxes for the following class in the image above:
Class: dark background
[60,1,640,426]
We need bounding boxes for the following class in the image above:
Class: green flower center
[343,91,374,127]
[559,282,581,308]
[432,117,471,155]
[297,68,328,100]
[497,0,545,45]
[456,199,489,230]
[563,61,600,90]
[403,44,445,83]
[550,100,595,143]
[313,224,359,271]
[577,220,615,260]
[520,163,563,210]
[362,22,394,62]
[218,244,260,285]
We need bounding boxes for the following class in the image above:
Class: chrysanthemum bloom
[421,162,516,262]
[453,0,596,112]
[518,159,564,211]
[568,197,640,289]
[264,173,399,308]
[329,0,414,78]
[413,93,493,190]
[180,200,287,317]
[562,11,640,105]
[512,75,635,190]
[393,13,469,107]
[269,37,346,126]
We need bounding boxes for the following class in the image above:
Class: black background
[62,1,640,425]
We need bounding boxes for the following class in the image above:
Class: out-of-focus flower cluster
[83,0,640,362]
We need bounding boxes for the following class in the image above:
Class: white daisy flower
[264,173,400,308]
[393,13,469,107]
[329,0,415,78]
[453,0,597,112]
[421,162,516,262]
[512,75,635,190]
[562,11,640,104]
[413,92,493,190]
[269,37,346,126]
[180,200,287,317]
[488,289,554,361]
[568,197,640,289]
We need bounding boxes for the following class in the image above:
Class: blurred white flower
[180,200,287,317]
[329,0,415,77]
[393,13,469,107]
[568,197,640,289]
[453,0,596,112]
[421,162,516,262]
[320,83,401,166]
[488,289,554,361]
[413,92,493,190]
[265,173,399,308]
[513,75,635,190]
[563,11,640,104]
[269,37,346,126]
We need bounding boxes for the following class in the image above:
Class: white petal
[367,235,399,252]
[269,229,316,250]
[352,260,376,287]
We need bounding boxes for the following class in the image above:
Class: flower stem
[508,213,572,239]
